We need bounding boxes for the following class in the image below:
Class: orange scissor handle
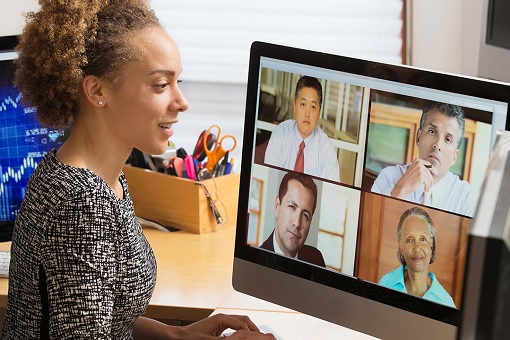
[203,125,237,171]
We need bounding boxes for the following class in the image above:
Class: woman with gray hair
[378,207,456,308]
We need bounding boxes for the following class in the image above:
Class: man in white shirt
[264,76,340,182]
[371,102,478,217]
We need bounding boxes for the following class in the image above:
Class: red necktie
[294,141,305,172]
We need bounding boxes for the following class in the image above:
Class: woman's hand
[180,313,276,339]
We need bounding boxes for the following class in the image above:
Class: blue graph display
[0,83,65,222]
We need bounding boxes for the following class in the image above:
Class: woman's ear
[82,75,106,107]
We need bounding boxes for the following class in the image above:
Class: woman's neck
[404,269,432,298]
[56,122,131,199]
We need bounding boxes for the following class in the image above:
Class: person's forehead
[297,87,319,101]
[128,27,181,72]
[402,216,429,234]
[285,179,314,199]
[424,109,461,134]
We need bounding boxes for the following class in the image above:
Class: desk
[142,226,235,321]
[0,225,237,322]
[0,226,376,338]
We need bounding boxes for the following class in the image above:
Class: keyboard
[0,250,11,278]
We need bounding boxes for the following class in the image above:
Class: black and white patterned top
[1,150,157,339]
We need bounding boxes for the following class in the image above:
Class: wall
[0,1,38,37]
[1,0,481,166]
[410,0,481,77]
[1,1,479,75]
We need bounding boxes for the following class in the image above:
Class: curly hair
[14,0,161,128]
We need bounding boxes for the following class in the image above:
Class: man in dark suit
[260,171,326,267]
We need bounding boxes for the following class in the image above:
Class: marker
[224,159,233,175]
[193,159,200,176]
[184,155,196,181]
[177,147,188,159]
[172,157,184,177]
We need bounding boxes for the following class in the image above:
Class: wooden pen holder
[122,165,240,234]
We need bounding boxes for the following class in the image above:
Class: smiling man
[260,171,326,267]
[264,76,340,182]
[371,102,478,217]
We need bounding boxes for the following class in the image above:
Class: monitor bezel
[233,41,510,340]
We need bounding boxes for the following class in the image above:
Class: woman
[378,207,456,308]
[1,1,274,339]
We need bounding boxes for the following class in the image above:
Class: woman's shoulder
[27,150,109,203]
[427,272,456,307]
[378,265,405,286]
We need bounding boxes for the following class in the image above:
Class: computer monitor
[477,0,510,82]
[233,41,510,340]
[457,130,510,339]
[0,35,67,242]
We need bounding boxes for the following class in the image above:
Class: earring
[98,100,103,105]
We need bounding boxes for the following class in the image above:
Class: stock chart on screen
[0,83,65,222]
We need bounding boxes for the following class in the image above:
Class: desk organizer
[123,165,240,234]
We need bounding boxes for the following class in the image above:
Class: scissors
[193,130,217,162]
[204,124,237,171]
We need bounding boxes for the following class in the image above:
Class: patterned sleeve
[41,188,119,339]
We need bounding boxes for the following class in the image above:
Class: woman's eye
[156,83,169,89]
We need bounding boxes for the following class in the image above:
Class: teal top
[378,265,456,308]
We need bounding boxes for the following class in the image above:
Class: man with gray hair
[371,102,478,217]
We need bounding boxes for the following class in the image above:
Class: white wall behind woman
[1,0,480,170]
[410,0,481,77]
[0,1,38,37]
[1,1,480,83]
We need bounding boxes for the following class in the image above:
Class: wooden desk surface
[143,226,236,321]
[0,225,237,322]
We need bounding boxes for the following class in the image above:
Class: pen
[212,164,219,178]
[224,158,233,175]
[216,151,228,177]
[193,159,200,177]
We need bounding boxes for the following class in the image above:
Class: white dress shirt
[264,120,340,182]
[371,163,479,217]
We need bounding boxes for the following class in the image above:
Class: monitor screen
[0,36,67,241]
[233,41,510,340]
